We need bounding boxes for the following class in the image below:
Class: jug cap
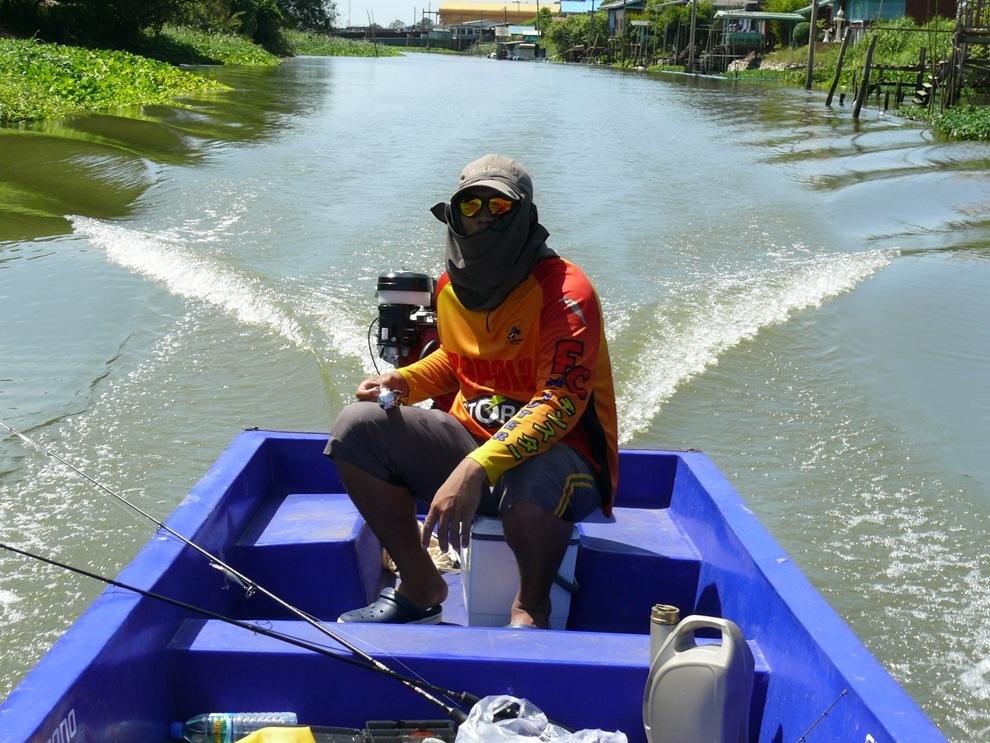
[651,604,680,625]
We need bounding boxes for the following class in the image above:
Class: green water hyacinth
[0,38,229,123]
[285,31,402,57]
[137,25,282,66]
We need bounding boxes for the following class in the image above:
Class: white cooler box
[461,516,579,629]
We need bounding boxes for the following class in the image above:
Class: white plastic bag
[455,695,628,743]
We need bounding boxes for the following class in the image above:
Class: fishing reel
[373,271,439,368]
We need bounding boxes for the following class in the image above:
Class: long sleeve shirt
[397,256,619,514]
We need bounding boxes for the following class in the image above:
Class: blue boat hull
[0,431,946,742]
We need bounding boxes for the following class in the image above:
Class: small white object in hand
[378,386,398,410]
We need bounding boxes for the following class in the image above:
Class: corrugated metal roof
[504,24,543,33]
[598,0,645,11]
[715,9,805,20]
[560,0,598,12]
[794,0,840,15]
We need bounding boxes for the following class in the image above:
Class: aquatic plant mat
[285,32,402,57]
[135,25,281,66]
[0,38,227,123]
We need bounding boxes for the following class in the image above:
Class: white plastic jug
[642,615,755,743]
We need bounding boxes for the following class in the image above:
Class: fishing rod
[0,541,478,712]
[0,418,469,722]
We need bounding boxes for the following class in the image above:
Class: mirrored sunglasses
[457,196,516,218]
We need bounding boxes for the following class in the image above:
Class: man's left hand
[422,458,487,553]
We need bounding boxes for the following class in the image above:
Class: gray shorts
[326,402,601,523]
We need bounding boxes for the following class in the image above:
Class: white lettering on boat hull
[45,709,76,743]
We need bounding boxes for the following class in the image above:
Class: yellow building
[437,2,557,25]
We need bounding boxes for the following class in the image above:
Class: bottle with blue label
[171,712,298,743]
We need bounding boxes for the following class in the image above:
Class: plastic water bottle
[171,712,299,743]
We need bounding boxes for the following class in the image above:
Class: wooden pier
[946,0,990,104]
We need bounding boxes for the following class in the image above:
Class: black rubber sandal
[337,587,442,624]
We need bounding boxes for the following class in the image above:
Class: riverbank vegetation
[543,11,609,62]
[756,16,954,88]
[136,25,281,65]
[0,0,334,54]
[398,46,461,55]
[0,37,226,123]
[0,0,401,122]
[542,5,989,139]
[285,31,401,57]
[746,17,990,139]
[908,104,990,138]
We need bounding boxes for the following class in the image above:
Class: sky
[340,1,430,27]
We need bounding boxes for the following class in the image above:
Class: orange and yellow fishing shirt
[397,256,619,515]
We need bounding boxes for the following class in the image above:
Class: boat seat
[233,492,382,620]
[231,493,700,632]
[569,506,701,633]
[166,618,769,743]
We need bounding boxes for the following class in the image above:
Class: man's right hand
[355,372,410,402]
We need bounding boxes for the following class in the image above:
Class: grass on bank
[398,46,461,55]
[719,17,990,139]
[755,18,990,139]
[756,17,954,89]
[285,30,401,57]
[136,24,281,66]
[0,37,228,123]
[0,26,402,123]
[902,104,990,138]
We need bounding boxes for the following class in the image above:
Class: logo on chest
[462,395,526,430]
[506,319,525,345]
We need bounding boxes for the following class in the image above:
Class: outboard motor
[375,272,438,367]
[373,271,453,412]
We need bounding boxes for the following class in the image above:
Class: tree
[277,0,337,32]
[415,17,433,31]
[14,0,186,43]
[764,0,805,48]
[644,0,712,54]
[389,19,406,30]
[543,11,608,60]
[536,6,553,32]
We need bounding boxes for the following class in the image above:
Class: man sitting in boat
[326,154,618,628]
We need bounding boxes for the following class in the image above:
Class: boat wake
[0,589,21,623]
[71,216,310,346]
[617,248,896,443]
[69,217,377,380]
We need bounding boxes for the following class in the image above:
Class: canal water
[1,54,989,740]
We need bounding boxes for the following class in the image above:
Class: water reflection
[0,63,331,243]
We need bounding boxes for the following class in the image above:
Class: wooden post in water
[825,30,851,106]
[915,47,927,92]
[687,0,698,72]
[805,0,818,90]
[853,34,878,119]
[367,10,379,56]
